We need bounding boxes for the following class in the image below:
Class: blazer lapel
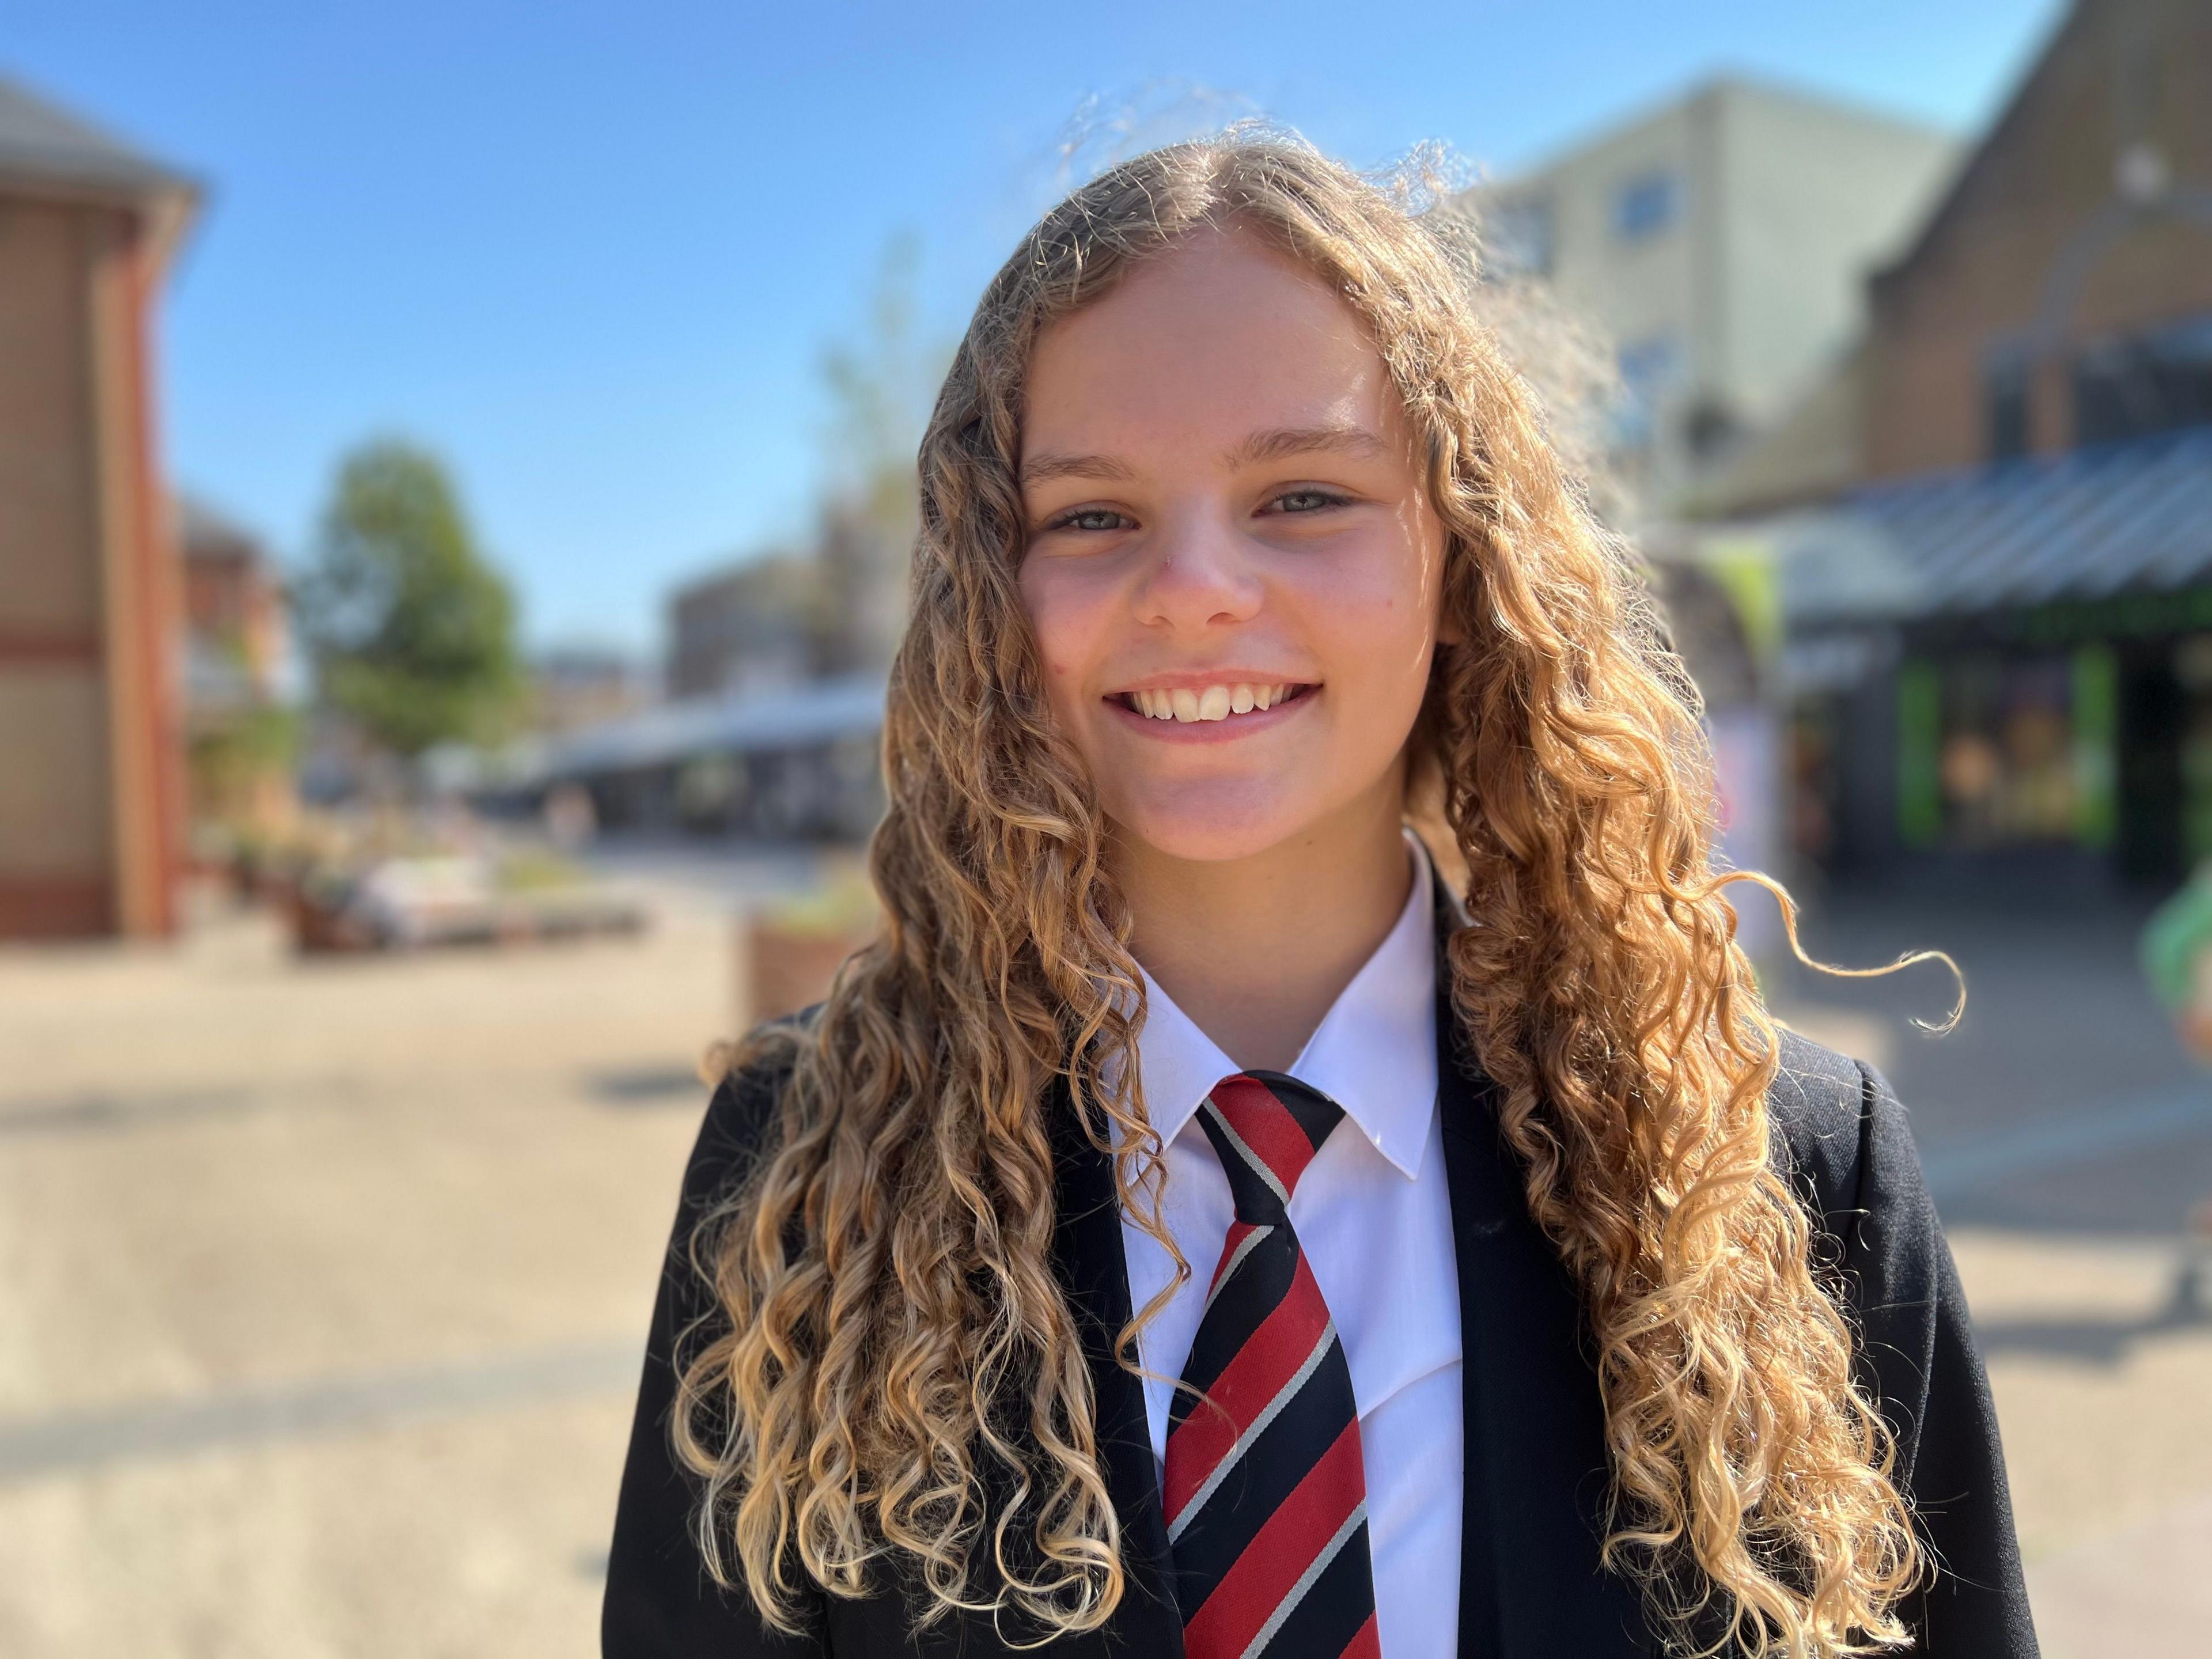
[1431,876,1652,1657]
[1050,1073,1187,1658]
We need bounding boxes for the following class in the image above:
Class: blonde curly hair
[672,131,1921,1657]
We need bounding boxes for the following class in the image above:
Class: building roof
[1757,425,2212,626]
[176,493,266,563]
[1472,72,1950,198]
[543,671,889,779]
[0,73,195,202]
[1868,3,2077,291]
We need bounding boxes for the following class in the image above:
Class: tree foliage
[814,233,940,671]
[297,440,522,757]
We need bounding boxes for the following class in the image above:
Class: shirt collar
[1128,827,1440,1181]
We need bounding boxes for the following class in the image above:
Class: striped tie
[1165,1070,1379,1659]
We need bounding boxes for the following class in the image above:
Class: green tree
[297,440,522,757]
[815,232,941,671]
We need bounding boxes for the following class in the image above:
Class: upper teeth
[1128,683,1297,722]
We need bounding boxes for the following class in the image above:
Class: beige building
[1467,78,1958,508]
[0,75,198,938]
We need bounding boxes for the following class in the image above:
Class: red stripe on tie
[1180,1417,1366,1659]
[1341,1610,1381,1659]
[1209,1074,1320,1194]
[1163,1252,1331,1525]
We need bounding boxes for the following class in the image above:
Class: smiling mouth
[1111,682,1317,724]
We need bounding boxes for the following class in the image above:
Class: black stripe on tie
[1169,1333,1355,1620]
[1238,1069,1345,1156]
[1168,1228,1300,1426]
[1254,1516,1373,1659]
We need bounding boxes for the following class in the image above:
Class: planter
[740,916,876,1031]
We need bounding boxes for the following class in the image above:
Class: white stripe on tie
[1166,1321,1339,1544]
[1201,1098,1291,1208]
[1204,1224,1274,1313]
[1238,1498,1368,1659]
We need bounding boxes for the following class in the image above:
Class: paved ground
[1768,876,2212,1657]
[0,847,2204,1656]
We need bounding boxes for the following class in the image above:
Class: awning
[1743,426,2212,627]
[544,671,889,779]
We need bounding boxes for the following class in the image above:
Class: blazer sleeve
[602,1057,827,1658]
[1823,1054,2041,1658]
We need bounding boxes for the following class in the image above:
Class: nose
[1132,503,1263,631]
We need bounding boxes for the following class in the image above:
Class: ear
[1430,533,1463,646]
[1434,584,1465,647]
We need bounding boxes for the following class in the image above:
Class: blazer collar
[1430,866,1653,1656]
[1047,1077,1188,1658]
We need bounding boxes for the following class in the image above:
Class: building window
[1684,398,1741,462]
[1899,647,2117,851]
[1484,194,1554,278]
[2072,315,2212,448]
[1986,350,2031,461]
[1613,334,1682,450]
[1613,170,1679,242]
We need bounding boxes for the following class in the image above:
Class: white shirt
[1115,828,1463,1659]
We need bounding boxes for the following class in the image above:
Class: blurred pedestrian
[543,781,598,853]
[2140,862,2212,1062]
[604,135,2033,1658]
[2138,869,2212,1316]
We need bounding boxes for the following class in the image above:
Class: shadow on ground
[1975,1270,2212,1365]
[586,1063,707,1107]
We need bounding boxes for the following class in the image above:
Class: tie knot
[1195,1070,1345,1222]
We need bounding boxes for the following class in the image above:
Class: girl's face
[1017,225,1450,865]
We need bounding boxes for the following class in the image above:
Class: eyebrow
[1225,424,1388,468]
[1018,450,1138,486]
[1018,424,1387,488]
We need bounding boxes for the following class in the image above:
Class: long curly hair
[672,131,1921,1657]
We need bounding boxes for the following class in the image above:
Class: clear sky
[5,0,2065,655]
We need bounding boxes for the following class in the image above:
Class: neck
[1116,783,1414,1073]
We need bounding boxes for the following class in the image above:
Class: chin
[1109,781,1317,864]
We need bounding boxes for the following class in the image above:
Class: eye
[1262,488,1352,515]
[1044,506,1136,534]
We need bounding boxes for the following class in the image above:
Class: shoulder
[682,1005,821,1210]
[1762,1026,1905,1232]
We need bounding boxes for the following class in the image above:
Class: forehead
[1021,226,1404,464]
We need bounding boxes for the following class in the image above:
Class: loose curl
[673,131,1922,1657]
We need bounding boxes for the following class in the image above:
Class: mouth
[1106,680,1319,726]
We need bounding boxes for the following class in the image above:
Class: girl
[603,135,2035,1658]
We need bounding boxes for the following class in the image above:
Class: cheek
[1305,539,1443,691]
[1018,566,1100,711]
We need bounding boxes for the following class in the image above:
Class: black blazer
[604,881,2040,1657]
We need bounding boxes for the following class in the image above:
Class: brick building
[1699,1,2212,886]
[180,497,296,840]
[0,75,198,938]
[1863,0,2212,478]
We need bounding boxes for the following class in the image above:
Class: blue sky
[6,0,2064,654]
